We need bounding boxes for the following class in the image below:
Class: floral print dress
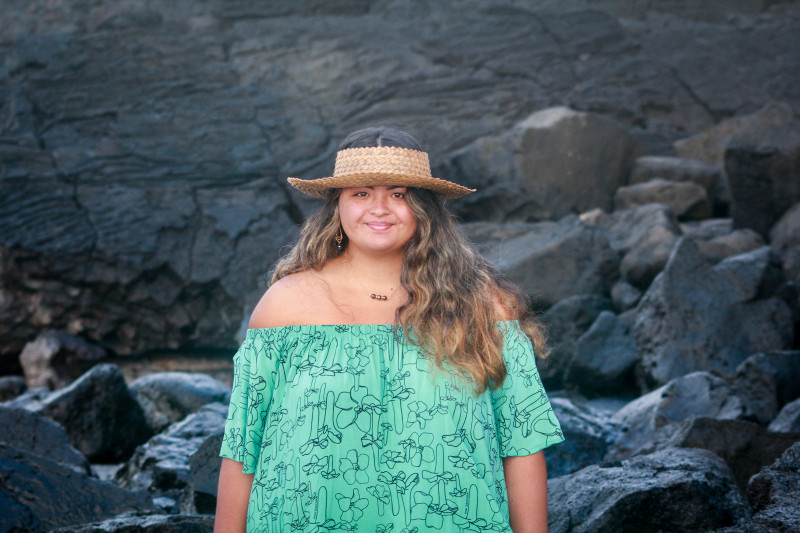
[219,321,564,532]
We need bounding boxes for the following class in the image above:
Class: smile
[366,222,394,231]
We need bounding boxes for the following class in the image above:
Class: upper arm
[503,452,548,533]
[214,458,254,533]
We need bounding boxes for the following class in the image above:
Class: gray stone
[608,371,745,460]
[769,398,800,433]
[630,155,721,195]
[724,122,800,237]
[537,295,614,388]
[0,442,156,533]
[592,203,682,289]
[610,280,642,312]
[116,403,227,513]
[563,311,639,397]
[0,405,89,474]
[130,372,231,434]
[485,216,620,309]
[50,513,215,533]
[544,397,624,479]
[35,364,150,462]
[0,375,26,402]
[614,179,711,220]
[697,229,765,262]
[733,351,800,426]
[714,442,800,533]
[189,433,224,514]
[769,201,800,282]
[675,103,799,165]
[548,447,748,533]
[681,218,734,241]
[20,330,107,390]
[667,417,800,492]
[634,238,793,387]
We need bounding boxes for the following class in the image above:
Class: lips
[366,222,393,231]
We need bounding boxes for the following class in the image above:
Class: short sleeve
[219,329,281,474]
[490,321,564,456]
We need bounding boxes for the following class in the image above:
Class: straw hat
[287,146,475,200]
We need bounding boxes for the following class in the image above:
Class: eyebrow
[359,185,407,190]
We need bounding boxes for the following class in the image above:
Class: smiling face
[338,185,418,257]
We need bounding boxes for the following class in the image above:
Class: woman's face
[338,185,417,257]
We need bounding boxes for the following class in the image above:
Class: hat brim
[287,173,475,200]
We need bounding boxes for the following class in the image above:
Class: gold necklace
[345,251,398,301]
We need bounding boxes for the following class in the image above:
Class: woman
[215,127,564,532]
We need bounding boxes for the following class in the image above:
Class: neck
[344,247,403,283]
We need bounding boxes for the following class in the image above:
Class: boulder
[667,417,800,491]
[630,155,721,195]
[610,280,642,312]
[696,229,765,262]
[714,442,800,533]
[608,371,745,460]
[50,513,214,533]
[592,203,682,289]
[0,442,156,533]
[614,179,711,220]
[0,405,89,474]
[544,397,624,479]
[130,372,231,434]
[485,216,620,309]
[35,364,150,462]
[449,107,640,221]
[0,375,26,401]
[563,311,639,398]
[188,433,224,514]
[732,351,800,426]
[769,202,800,282]
[548,447,748,533]
[768,398,800,433]
[724,122,800,237]
[20,330,107,390]
[116,403,227,513]
[681,218,733,241]
[634,238,793,387]
[674,103,798,165]
[537,295,614,388]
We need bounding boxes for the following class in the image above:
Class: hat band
[333,147,432,179]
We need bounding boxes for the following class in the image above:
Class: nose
[369,192,390,215]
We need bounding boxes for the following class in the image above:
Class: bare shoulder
[248,271,327,328]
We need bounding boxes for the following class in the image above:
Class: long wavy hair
[272,127,548,393]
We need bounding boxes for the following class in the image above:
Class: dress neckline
[246,320,518,332]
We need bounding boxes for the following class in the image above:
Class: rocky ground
[1,0,800,531]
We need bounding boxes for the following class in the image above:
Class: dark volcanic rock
[20,330,107,390]
[733,351,800,426]
[724,123,800,238]
[548,447,748,533]
[770,202,800,283]
[769,398,800,433]
[116,403,227,513]
[715,442,800,533]
[188,433,224,514]
[0,375,26,401]
[0,442,155,533]
[614,179,711,220]
[608,371,745,460]
[545,398,624,479]
[130,372,231,434]
[563,311,639,397]
[630,155,720,196]
[0,405,89,474]
[634,238,793,387]
[667,417,800,492]
[537,295,614,388]
[50,513,214,533]
[35,364,150,462]
[485,216,620,309]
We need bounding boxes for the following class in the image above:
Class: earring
[335,227,343,250]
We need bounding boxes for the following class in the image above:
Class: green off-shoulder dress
[219,321,564,532]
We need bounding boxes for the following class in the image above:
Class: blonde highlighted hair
[271,127,547,393]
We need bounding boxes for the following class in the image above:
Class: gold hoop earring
[335,227,343,250]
